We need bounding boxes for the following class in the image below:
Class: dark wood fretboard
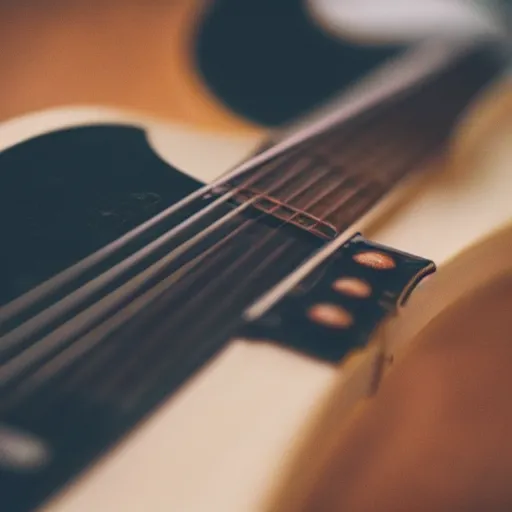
[227,44,503,237]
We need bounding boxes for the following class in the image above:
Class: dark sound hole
[195,0,404,126]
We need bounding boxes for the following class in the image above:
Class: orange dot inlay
[353,251,396,270]
[333,277,372,298]
[307,303,353,329]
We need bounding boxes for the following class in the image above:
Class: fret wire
[0,144,460,412]
[2,165,383,399]
[7,116,467,407]
[291,171,351,211]
[0,97,420,335]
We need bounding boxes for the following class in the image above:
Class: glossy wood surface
[0,1,258,133]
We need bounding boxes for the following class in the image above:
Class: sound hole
[195,0,403,126]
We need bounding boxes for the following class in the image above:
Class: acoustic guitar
[1,2,512,512]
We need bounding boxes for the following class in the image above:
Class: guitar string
[4,73,402,330]
[1,100,378,348]
[0,152,349,387]
[121,239,301,409]
[123,73,497,408]
[69,236,298,405]
[0,149,324,352]
[18,166,334,396]
[0,159,369,406]
[22,137,426,412]
[0,199,248,354]
[0,144,309,327]
[0,93,452,403]
[112,135,444,402]
[1,240,297,412]
[2,163,351,394]
[18,238,300,418]
[4,144,456,418]
[0,83,417,330]
[0,144,440,415]
[0,101,444,400]
[0,45,492,328]
[0,81,462,400]
[77,174,362,400]
[125,148,448,410]
[0,225,261,410]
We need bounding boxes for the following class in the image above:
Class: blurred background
[0,0,505,133]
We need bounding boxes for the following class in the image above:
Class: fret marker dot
[0,426,51,471]
[333,278,372,298]
[308,304,353,329]
[353,251,396,270]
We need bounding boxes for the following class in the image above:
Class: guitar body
[0,69,511,511]
[1,2,511,511]
[0,0,406,131]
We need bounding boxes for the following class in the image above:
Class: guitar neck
[224,42,504,237]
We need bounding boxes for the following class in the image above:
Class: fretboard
[225,44,503,238]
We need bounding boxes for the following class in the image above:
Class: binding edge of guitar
[263,73,512,512]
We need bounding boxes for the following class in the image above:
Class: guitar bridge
[234,187,338,240]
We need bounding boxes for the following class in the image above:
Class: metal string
[0,146,305,327]
[52,179,372,401]
[0,87,452,407]
[0,151,341,386]
[0,158,374,407]
[0,149,319,353]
